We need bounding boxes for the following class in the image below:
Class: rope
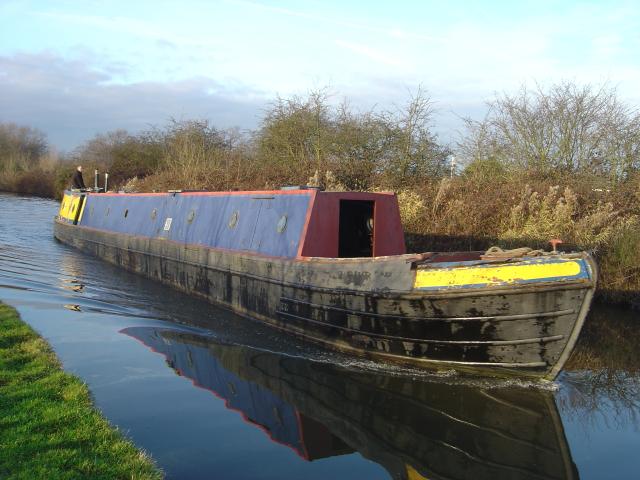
[482,246,548,259]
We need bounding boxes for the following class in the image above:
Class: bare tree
[0,123,48,170]
[256,87,450,189]
[459,82,640,181]
[379,87,451,186]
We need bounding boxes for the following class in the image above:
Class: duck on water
[53,186,597,380]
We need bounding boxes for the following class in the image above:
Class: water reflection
[123,326,579,480]
[59,249,86,290]
[559,305,640,429]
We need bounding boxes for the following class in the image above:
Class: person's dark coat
[71,169,86,189]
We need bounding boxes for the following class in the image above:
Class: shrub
[598,219,640,302]
[396,189,426,232]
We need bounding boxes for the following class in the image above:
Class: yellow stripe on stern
[414,259,583,290]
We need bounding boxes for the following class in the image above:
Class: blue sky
[1,0,639,150]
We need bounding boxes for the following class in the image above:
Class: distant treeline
[1,82,639,303]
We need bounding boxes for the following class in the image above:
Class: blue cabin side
[58,189,406,259]
[68,190,312,258]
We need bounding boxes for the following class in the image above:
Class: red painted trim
[89,189,316,197]
[316,191,396,200]
[372,198,378,256]
[183,190,314,197]
[294,411,312,460]
[298,192,405,257]
[84,190,398,199]
[296,190,318,258]
[88,192,167,197]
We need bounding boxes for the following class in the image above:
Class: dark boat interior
[338,200,374,258]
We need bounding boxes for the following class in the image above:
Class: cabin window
[228,211,239,229]
[338,200,374,257]
[276,215,287,233]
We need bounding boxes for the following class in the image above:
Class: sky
[1,0,639,151]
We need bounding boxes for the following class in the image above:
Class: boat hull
[54,219,595,380]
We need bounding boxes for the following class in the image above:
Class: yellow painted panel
[58,194,69,218]
[414,260,582,289]
[59,193,83,221]
[67,197,77,220]
[406,465,429,480]
[70,196,81,222]
[60,194,74,220]
[66,196,74,218]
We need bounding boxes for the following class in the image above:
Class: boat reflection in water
[122,326,578,480]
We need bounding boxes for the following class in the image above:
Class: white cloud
[0,52,266,150]
[592,34,623,57]
[334,40,406,68]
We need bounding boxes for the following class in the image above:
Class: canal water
[1,193,638,480]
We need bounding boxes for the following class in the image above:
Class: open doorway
[338,200,374,257]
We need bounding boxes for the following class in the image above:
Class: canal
[1,192,638,479]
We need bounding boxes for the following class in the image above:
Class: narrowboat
[123,324,579,479]
[53,188,597,380]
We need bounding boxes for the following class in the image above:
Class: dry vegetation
[1,82,639,303]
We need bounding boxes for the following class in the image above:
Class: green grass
[0,302,163,479]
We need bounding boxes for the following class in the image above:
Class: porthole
[187,209,196,223]
[276,215,287,233]
[151,208,157,220]
[124,209,129,218]
[228,210,239,229]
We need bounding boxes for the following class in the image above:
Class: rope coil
[482,246,548,259]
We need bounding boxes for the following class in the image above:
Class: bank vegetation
[1,82,639,304]
[0,302,162,479]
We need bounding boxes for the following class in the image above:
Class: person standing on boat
[71,165,86,190]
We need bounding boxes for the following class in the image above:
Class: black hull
[54,220,594,379]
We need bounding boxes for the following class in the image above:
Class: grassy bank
[0,302,162,479]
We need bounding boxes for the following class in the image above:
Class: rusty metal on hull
[53,218,595,380]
